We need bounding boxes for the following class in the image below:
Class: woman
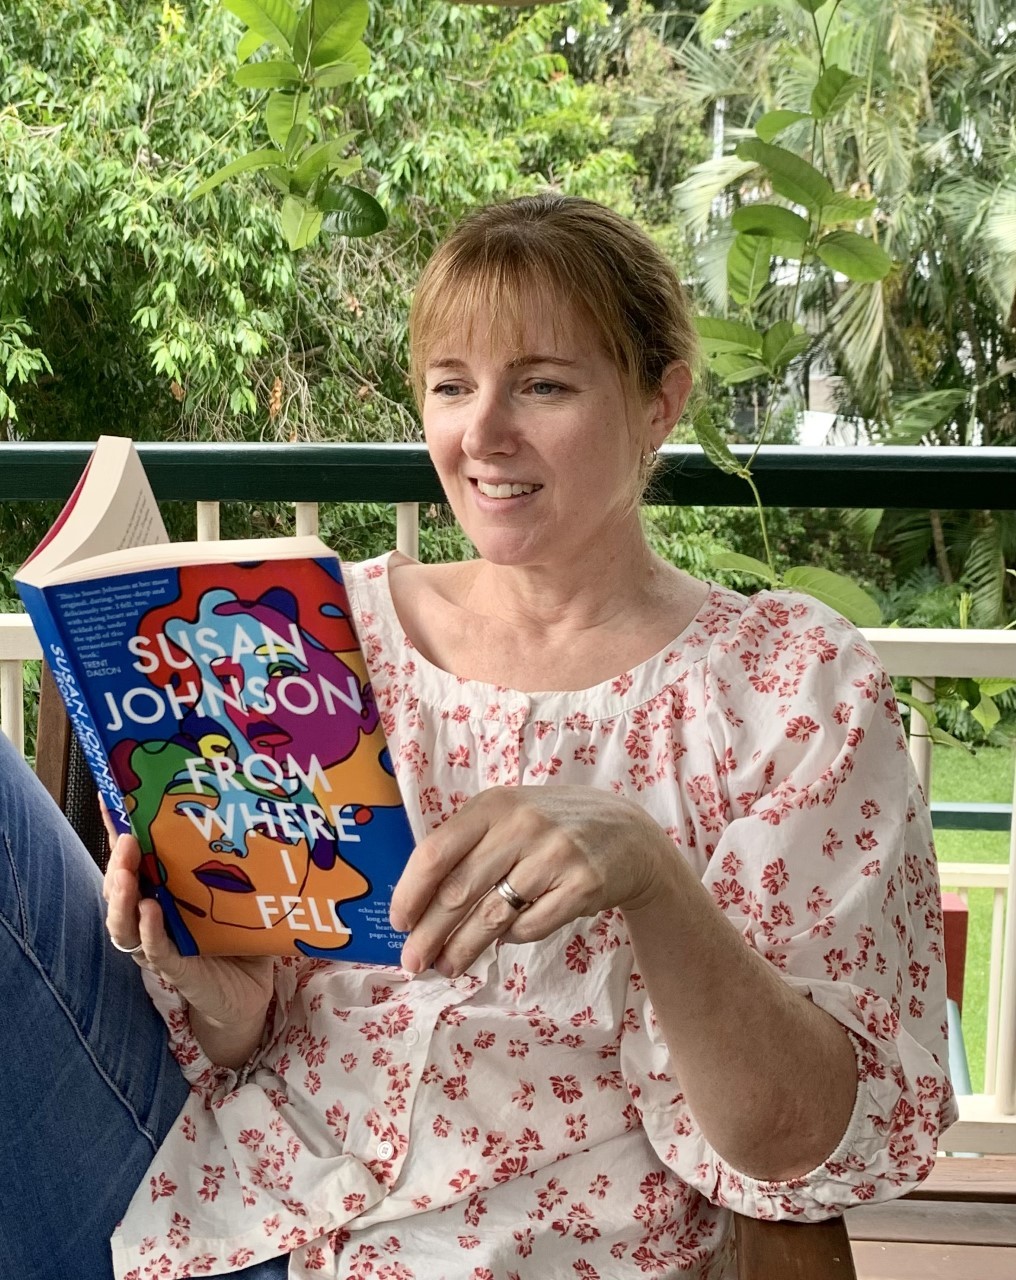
[1,195,955,1280]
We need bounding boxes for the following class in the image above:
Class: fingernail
[400,946,421,975]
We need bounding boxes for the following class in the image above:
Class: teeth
[477,481,539,498]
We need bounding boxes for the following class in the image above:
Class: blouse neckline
[349,552,737,723]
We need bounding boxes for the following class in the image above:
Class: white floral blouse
[112,553,957,1280]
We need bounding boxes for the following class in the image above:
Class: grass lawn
[930,742,1014,1092]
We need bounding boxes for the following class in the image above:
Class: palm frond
[697,0,797,48]
[825,280,892,413]
[672,156,756,236]
[675,39,756,106]
[692,230,738,312]
[983,181,1016,314]
[961,515,1007,627]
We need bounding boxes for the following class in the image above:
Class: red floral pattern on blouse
[112,554,956,1279]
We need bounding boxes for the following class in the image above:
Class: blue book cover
[18,546,415,963]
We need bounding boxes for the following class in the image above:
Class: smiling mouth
[474,480,542,499]
[194,861,255,893]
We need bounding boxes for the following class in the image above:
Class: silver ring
[110,936,145,955]
[493,876,530,912]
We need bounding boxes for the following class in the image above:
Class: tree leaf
[237,29,265,62]
[794,0,829,12]
[956,677,982,708]
[811,65,863,120]
[842,507,884,551]
[975,678,1016,698]
[265,90,309,151]
[927,725,976,753]
[312,49,371,87]
[694,315,764,354]
[221,0,298,55]
[234,59,302,90]
[311,0,370,69]
[731,203,811,244]
[736,139,833,212]
[189,147,287,200]
[819,192,878,225]
[727,232,771,304]
[711,352,770,383]
[816,230,893,281]
[762,320,810,371]
[290,134,357,193]
[977,693,1010,741]
[710,551,778,584]
[693,421,746,476]
[755,109,811,143]
[318,183,388,237]
[894,692,975,753]
[887,388,969,443]
[264,165,293,194]
[280,194,323,250]
[782,567,883,626]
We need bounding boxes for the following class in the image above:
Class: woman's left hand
[390,785,676,977]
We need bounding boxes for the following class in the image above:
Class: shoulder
[704,588,881,681]
[387,552,480,629]
[701,589,897,751]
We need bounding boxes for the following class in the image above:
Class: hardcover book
[15,436,414,962]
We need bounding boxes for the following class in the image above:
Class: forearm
[188,1004,270,1072]
[624,860,858,1181]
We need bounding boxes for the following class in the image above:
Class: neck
[465,520,662,636]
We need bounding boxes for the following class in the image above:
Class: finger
[431,874,550,978]
[102,831,140,902]
[135,896,185,978]
[105,843,144,951]
[390,793,503,932]
[398,821,532,974]
[97,793,122,853]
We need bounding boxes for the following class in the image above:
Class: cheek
[423,426,460,478]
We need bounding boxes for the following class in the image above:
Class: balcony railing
[2,441,1015,1153]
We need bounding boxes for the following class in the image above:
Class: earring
[641,445,658,467]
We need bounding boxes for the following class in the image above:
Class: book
[16,436,415,963]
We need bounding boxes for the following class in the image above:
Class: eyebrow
[426,354,579,371]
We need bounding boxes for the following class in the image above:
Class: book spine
[16,581,130,834]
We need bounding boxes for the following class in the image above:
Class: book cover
[22,550,415,963]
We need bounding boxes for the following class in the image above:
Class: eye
[529,380,562,396]
[175,801,211,821]
[429,381,465,398]
[266,659,302,678]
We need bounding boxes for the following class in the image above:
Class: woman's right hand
[102,818,274,1067]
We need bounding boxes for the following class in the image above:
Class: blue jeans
[0,732,288,1280]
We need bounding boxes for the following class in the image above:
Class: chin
[469,540,543,568]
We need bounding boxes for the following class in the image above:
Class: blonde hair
[408,194,698,411]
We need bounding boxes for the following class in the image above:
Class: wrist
[622,830,689,917]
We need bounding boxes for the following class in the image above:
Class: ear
[648,361,693,449]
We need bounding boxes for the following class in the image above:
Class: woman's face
[421,304,663,572]
[151,779,369,952]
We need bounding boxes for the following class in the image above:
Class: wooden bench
[33,661,1016,1280]
[847,1156,1016,1278]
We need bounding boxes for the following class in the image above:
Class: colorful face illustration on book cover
[94,558,412,959]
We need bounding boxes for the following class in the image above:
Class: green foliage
[674,0,1016,622]
[0,0,636,451]
[191,0,386,249]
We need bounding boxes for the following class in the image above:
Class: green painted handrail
[0,442,1014,508]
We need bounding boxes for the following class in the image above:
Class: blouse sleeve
[620,592,958,1220]
[141,954,320,1101]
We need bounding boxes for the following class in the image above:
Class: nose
[460,387,517,459]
